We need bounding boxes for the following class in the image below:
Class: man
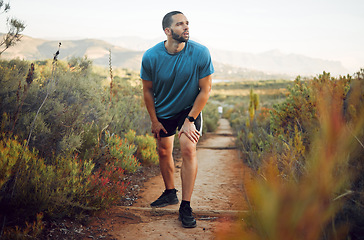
[140,11,214,228]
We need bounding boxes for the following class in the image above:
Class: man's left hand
[178,120,200,143]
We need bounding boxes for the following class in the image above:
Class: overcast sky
[1,0,363,72]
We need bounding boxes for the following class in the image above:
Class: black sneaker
[150,189,179,208]
[179,204,197,228]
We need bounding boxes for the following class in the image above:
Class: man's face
[169,14,189,42]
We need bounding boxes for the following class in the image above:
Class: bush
[0,57,149,236]
[202,102,220,133]
[135,134,159,165]
[232,89,272,169]
[0,58,150,161]
[88,161,128,209]
[123,129,159,166]
[0,133,22,191]
[225,70,364,239]
[0,135,92,220]
[106,132,140,173]
[0,133,128,235]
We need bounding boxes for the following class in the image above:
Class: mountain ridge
[0,34,350,78]
[103,35,349,76]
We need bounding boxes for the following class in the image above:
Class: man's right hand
[151,121,168,140]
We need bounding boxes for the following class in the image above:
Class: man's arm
[178,74,212,143]
[142,79,167,140]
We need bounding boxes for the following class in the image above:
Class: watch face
[187,116,195,122]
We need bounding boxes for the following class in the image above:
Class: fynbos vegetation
[0,42,221,237]
[0,49,149,237]
[219,70,364,239]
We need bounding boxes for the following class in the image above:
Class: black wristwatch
[186,116,195,122]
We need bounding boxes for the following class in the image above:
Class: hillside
[0,34,350,78]
[210,48,349,76]
[0,35,144,71]
[103,36,350,76]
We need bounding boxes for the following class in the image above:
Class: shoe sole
[182,223,197,228]
[150,199,179,208]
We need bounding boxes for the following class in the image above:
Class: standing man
[140,11,214,228]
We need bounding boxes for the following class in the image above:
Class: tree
[0,0,25,55]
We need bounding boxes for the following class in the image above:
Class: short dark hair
[162,11,183,30]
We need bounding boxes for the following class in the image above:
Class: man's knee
[158,146,171,158]
[179,135,196,157]
[157,136,174,159]
[180,143,196,160]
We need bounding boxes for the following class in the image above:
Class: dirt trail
[94,119,251,240]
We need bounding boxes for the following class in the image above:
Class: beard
[171,29,189,43]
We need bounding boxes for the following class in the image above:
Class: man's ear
[164,27,171,36]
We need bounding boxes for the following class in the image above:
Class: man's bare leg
[150,135,179,208]
[157,135,175,190]
[178,133,198,228]
[179,134,198,201]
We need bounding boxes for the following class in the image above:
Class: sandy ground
[85,119,251,240]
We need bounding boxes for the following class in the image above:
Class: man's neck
[164,39,186,54]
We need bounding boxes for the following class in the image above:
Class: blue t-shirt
[140,40,214,119]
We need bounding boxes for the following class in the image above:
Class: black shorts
[158,107,202,138]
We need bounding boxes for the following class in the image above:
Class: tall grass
[219,70,364,239]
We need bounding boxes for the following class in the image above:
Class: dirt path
[91,119,251,240]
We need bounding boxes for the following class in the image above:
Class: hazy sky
[1,0,363,72]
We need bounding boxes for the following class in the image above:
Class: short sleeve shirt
[140,40,214,119]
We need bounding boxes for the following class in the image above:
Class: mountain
[0,34,350,78]
[101,36,349,76]
[104,36,163,52]
[210,48,349,76]
[0,34,144,71]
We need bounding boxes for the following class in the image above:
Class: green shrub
[222,108,234,119]
[106,132,140,173]
[1,141,97,219]
[0,58,150,161]
[123,129,159,166]
[135,134,159,165]
[0,57,149,236]
[227,69,364,239]
[234,89,272,169]
[202,102,220,133]
[0,134,23,191]
[0,134,128,235]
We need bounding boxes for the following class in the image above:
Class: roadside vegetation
[217,70,364,239]
[0,50,219,238]
[1,6,362,235]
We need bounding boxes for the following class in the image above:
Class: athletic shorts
[158,107,203,138]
